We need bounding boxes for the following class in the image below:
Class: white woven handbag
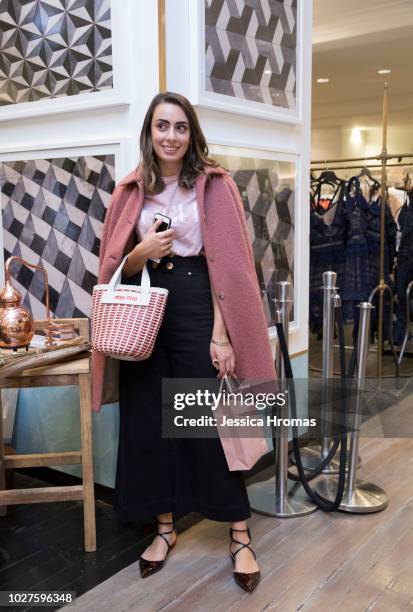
[91,257,168,361]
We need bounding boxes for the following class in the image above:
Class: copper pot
[0,257,50,350]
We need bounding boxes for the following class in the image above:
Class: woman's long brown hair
[139,91,217,194]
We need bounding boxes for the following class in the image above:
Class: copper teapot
[0,256,50,350]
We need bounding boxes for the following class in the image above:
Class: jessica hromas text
[173,415,317,427]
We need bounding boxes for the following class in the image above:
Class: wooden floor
[71,437,413,612]
[0,471,202,612]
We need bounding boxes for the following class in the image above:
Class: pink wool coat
[92,164,276,412]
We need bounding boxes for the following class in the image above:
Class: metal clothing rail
[311,153,413,165]
[311,162,413,172]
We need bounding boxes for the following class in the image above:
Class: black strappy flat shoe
[139,518,177,579]
[229,526,261,593]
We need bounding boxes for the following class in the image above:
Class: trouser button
[166,262,174,270]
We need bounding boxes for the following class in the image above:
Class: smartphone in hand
[154,212,171,233]
[150,213,172,263]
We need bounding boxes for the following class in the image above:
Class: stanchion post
[274,282,289,510]
[315,302,389,512]
[274,282,289,380]
[322,272,336,380]
[247,281,317,517]
[292,271,353,473]
[321,271,337,461]
[346,303,371,498]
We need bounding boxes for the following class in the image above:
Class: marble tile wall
[0,0,112,104]
[213,152,295,323]
[205,0,297,109]
[1,154,115,318]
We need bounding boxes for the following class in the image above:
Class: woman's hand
[140,218,176,260]
[123,219,175,277]
[210,338,236,378]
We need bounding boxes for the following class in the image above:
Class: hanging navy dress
[309,187,347,335]
[364,198,396,292]
[394,194,413,344]
[364,196,397,337]
[341,177,369,322]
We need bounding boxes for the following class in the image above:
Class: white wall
[311,127,343,162]
[312,124,413,162]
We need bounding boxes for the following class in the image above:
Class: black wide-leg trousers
[113,255,251,523]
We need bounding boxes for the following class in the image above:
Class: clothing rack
[312,154,413,165]
[312,162,413,172]
[310,84,412,378]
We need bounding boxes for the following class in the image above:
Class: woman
[93,92,276,593]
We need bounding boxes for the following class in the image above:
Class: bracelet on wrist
[211,337,230,346]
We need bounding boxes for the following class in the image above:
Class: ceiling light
[264,69,272,74]
[316,78,329,83]
[377,69,391,74]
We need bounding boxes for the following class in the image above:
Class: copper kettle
[0,256,50,350]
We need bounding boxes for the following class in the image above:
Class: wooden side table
[0,319,96,552]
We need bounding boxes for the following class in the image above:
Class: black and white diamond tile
[213,153,295,324]
[0,154,115,319]
[205,0,297,109]
[0,0,113,105]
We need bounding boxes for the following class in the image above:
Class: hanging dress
[394,193,413,344]
[341,177,369,322]
[364,195,397,338]
[309,183,347,335]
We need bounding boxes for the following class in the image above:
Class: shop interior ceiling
[312,0,413,129]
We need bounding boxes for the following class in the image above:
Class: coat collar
[118,164,228,187]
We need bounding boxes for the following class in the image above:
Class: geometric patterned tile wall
[0,0,112,105]
[205,0,297,109]
[0,155,115,319]
[213,151,295,325]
